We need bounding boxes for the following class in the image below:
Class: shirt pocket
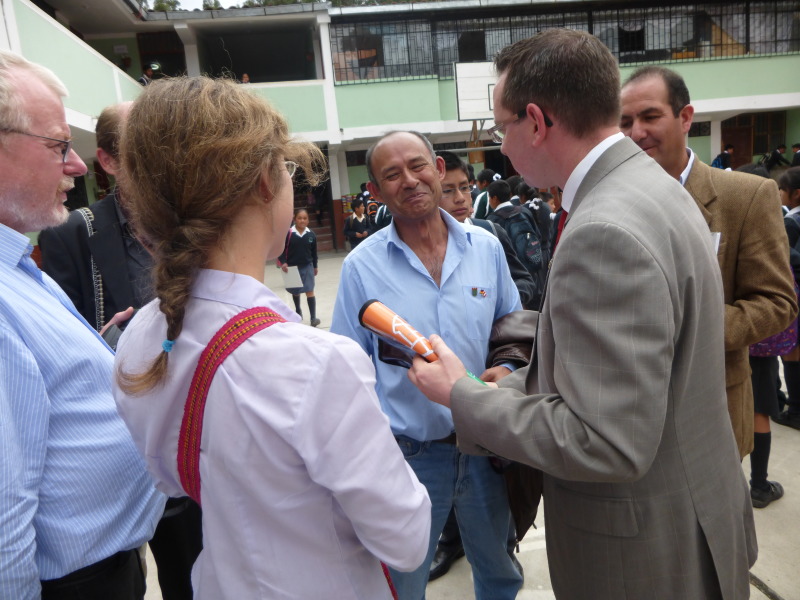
[461,285,496,340]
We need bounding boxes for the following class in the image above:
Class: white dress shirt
[561,132,625,213]
[114,269,430,599]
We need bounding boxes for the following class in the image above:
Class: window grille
[330,1,800,84]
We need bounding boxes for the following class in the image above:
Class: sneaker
[310,318,321,327]
[751,481,784,509]
[773,410,800,431]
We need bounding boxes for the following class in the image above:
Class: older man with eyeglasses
[0,50,164,600]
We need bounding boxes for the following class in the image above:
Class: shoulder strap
[470,218,498,237]
[178,307,286,505]
[76,207,106,330]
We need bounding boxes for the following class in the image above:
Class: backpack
[758,153,770,167]
[366,198,380,221]
[494,207,549,306]
[374,203,393,229]
[507,213,545,272]
[711,153,725,169]
[750,282,799,357]
[527,199,552,251]
[497,208,546,271]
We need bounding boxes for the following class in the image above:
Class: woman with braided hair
[112,77,430,599]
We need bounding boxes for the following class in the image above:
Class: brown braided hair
[116,76,325,394]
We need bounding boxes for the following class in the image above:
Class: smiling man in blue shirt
[0,50,164,600]
[331,131,523,600]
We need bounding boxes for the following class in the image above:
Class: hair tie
[162,339,175,353]
[492,173,502,181]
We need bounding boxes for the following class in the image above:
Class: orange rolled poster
[358,300,439,362]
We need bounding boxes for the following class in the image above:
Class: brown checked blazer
[685,159,797,457]
[451,138,757,600]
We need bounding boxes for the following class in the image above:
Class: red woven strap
[177,307,285,505]
[382,562,399,600]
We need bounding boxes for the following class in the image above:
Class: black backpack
[711,153,725,169]
[374,203,393,229]
[493,207,549,306]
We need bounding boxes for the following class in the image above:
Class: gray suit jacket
[452,138,756,599]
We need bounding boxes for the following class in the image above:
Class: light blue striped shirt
[331,209,522,441]
[0,224,164,599]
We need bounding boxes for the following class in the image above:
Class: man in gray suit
[409,29,756,599]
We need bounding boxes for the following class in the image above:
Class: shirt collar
[679,148,696,186]
[192,268,301,323]
[385,208,467,257]
[787,205,800,217]
[495,201,513,211]
[291,225,310,237]
[111,191,130,228]
[561,132,624,213]
[0,223,37,270]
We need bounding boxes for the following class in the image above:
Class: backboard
[454,61,496,122]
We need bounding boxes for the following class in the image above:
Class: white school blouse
[113,269,431,600]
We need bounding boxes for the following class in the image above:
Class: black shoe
[310,318,321,327]
[773,410,800,431]
[751,481,784,509]
[428,544,465,581]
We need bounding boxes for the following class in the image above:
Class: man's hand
[408,335,467,408]
[99,306,135,337]
[480,365,511,383]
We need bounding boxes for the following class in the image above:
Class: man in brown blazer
[621,67,797,506]
[410,30,756,599]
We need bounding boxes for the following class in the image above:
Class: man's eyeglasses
[285,161,297,179]
[1,129,72,163]
[441,184,472,198]
[487,108,553,143]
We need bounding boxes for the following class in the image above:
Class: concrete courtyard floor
[144,250,800,600]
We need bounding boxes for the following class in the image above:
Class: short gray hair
[365,130,435,187]
[0,50,68,136]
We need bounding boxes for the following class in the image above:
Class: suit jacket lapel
[88,196,136,311]
[684,159,717,228]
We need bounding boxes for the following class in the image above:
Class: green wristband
[466,370,488,386]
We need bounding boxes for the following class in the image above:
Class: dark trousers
[149,498,204,600]
[40,549,144,600]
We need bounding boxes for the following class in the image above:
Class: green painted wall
[250,85,327,132]
[14,0,140,115]
[688,136,712,164]
[336,78,443,128]
[86,36,143,81]
[618,55,800,100]
[438,80,458,122]
[84,172,100,205]
[787,109,800,150]
[346,165,369,197]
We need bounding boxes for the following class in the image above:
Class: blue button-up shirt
[331,209,521,441]
[0,224,164,599]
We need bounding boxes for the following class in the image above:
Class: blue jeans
[390,436,523,600]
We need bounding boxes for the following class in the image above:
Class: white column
[317,14,341,144]
[174,23,200,77]
[328,145,344,200]
[710,120,722,157]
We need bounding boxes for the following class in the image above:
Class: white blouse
[113,269,431,600]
